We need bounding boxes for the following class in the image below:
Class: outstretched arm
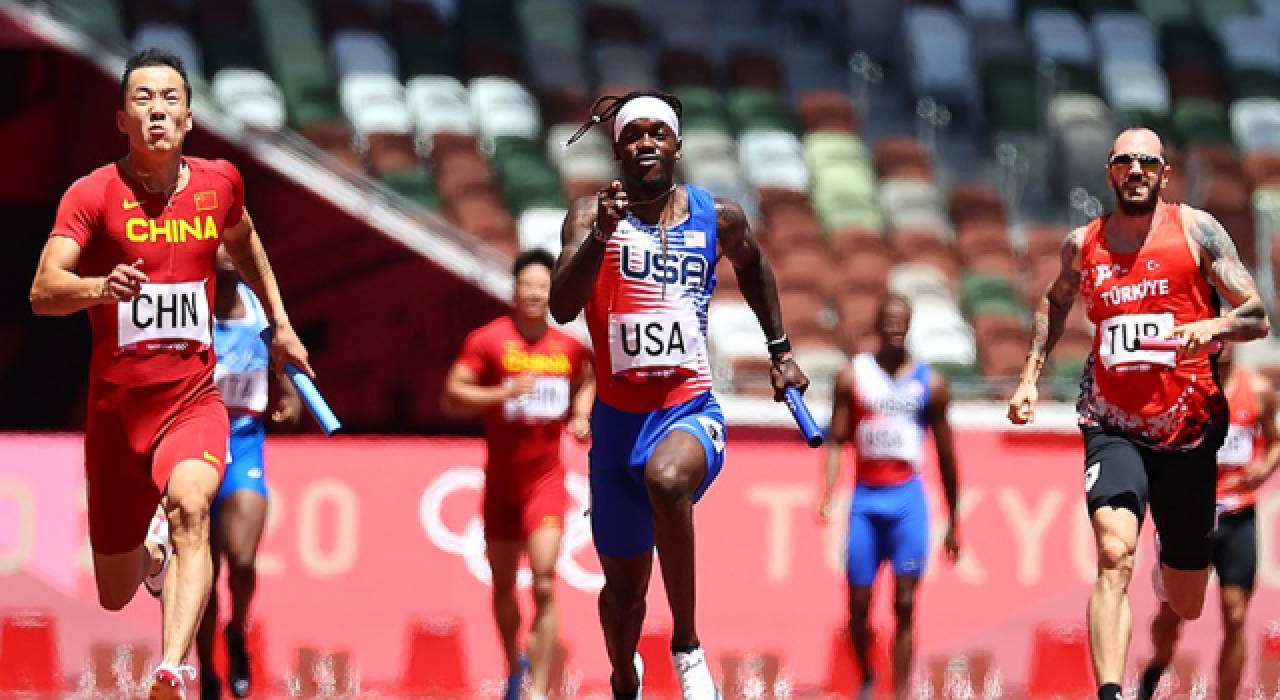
[1187,209,1271,341]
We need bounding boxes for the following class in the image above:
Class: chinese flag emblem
[194,191,218,211]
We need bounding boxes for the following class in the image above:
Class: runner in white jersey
[551,90,810,700]
[820,294,961,700]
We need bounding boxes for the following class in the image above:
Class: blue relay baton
[260,329,341,435]
[784,387,824,448]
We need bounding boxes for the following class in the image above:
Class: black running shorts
[1212,506,1257,591]
[1081,425,1223,571]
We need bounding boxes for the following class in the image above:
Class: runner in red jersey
[28,49,310,700]
[1136,343,1280,700]
[442,249,594,700]
[1007,128,1270,700]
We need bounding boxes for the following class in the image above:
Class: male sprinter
[443,249,594,700]
[196,245,302,699]
[1007,128,1269,700]
[1136,341,1280,700]
[551,91,810,700]
[29,48,310,700]
[819,293,961,700]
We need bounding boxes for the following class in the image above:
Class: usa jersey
[850,353,932,487]
[586,185,718,412]
[213,283,269,433]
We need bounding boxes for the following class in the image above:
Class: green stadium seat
[382,168,442,211]
[1134,0,1195,29]
[670,86,732,132]
[982,59,1041,135]
[1196,0,1256,33]
[728,89,798,134]
[51,0,126,44]
[1172,98,1234,147]
[802,132,871,173]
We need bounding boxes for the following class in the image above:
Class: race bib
[504,376,571,423]
[1218,423,1255,467]
[117,280,211,350]
[855,417,924,465]
[1097,313,1175,369]
[215,366,269,414]
[608,311,702,378]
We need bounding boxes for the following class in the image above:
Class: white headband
[613,96,680,142]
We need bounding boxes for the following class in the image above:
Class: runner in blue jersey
[195,245,300,700]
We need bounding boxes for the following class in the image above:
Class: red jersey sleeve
[50,174,104,247]
[208,159,245,228]
[454,327,492,381]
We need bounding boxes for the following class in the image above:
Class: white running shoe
[635,653,645,700]
[672,648,721,700]
[144,513,171,599]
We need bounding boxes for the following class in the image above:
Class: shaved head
[1110,128,1165,160]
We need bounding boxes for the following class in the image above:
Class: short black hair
[562,89,684,149]
[877,292,912,319]
[513,248,556,277]
[120,48,191,107]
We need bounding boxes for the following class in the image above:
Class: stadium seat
[903,6,978,112]
[212,69,288,131]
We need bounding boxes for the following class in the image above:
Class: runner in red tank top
[1138,343,1280,700]
[28,49,311,700]
[1006,128,1270,700]
[442,249,594,700]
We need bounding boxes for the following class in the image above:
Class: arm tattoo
[1024,230,1081,380]
[1190,211,1270,340]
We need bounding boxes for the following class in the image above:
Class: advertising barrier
[3,433,1280,693]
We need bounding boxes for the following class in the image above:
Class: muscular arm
[717,198,785,342]
[927,373,960,521]
[821,367,854,502]
[550,197,607,324]
[1019,227,1085,385]
[29,237,108,316]
[1188,209,1271,340]
[440,364,510,418]
[222,210,293,328]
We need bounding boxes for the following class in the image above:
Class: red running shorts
[84,367,229,555]
[483,467,568,542]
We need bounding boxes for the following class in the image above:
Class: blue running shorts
[214,420,268,513]
[846,475,930,586]
[589,391,727,558]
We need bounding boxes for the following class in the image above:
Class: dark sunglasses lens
[1110,154,1134,167]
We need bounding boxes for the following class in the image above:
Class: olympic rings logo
[417,467,604,593]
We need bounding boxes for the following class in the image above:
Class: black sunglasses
[1108,153,1165,173]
